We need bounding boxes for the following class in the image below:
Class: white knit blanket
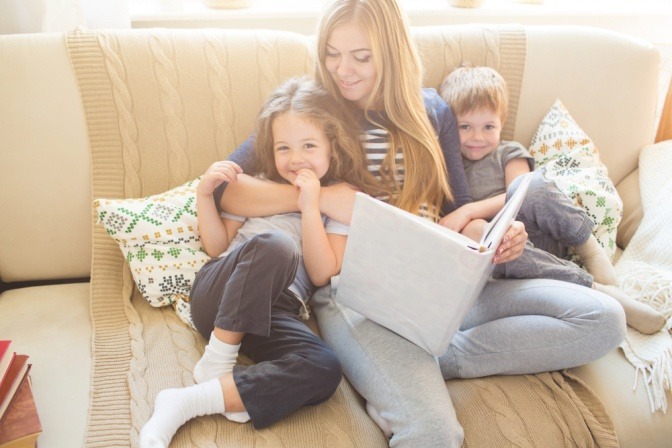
[615,140,672,413]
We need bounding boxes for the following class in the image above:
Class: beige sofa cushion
[0,34,91,283]
[0,283,91,448]
[573,350,672,448]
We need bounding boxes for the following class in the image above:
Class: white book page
[479,172,533,251]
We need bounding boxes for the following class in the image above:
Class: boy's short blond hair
[439,63,508,123]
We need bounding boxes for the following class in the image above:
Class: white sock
[194,331,240,384]
[224,411,251,423]
[139,378,225,448]
[365,402,392,438]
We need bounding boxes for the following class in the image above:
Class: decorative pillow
[94,178,209,329]
[528,99,623,262]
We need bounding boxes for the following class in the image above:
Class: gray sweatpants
[493,172,594,286]
[312,278,626,447]
[190,231,342,429]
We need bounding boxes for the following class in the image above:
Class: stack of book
[0,341,41,448]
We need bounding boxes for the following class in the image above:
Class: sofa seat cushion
[571,350,672,448]
[0,282,91,448]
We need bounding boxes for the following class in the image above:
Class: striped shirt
[359,121,436,220]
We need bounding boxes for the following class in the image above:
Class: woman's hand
[492,220,527,264]
[317,182,358,224]
[198,161,243,197]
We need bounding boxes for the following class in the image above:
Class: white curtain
[0,0,130,34]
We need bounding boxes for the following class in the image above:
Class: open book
[334,173,532,356]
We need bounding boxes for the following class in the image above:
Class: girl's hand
[294,169,321,213]
[198,161,243,196]
[492,220,527,264]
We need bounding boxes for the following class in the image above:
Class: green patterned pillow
[94,178,209,329]
[528,99,623,262]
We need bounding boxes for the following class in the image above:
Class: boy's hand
[439,207,471,233]
[294,169,321,213]
[198,161,243,196]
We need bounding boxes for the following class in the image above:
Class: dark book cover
[0,378,42,448]
[0,357,30,422]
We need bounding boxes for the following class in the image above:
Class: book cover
[335,173,533,356]
[0,378,42,448]
[0,356,30,422]
[0,342,14,387]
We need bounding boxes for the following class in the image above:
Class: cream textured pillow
[94,178,209,329]
[528,99,623,261]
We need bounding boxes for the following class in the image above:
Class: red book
[0,356,30,423]
[0,378,42,448]
[0,342,15,386]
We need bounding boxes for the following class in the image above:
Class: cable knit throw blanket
[66,27,618,447]
[616,141,672,413]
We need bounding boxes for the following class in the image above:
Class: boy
[439,64,665,334]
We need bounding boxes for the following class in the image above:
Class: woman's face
[324,21,377,109]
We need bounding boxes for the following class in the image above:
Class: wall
[131,0,672,133]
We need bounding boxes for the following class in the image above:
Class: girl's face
[456,107,503,161]
[273,111,332,184]
[324,21,377,109]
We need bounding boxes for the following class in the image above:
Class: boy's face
[456,107,503,161]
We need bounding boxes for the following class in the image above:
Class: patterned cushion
[94,178,208,328]
[528,99,623,261]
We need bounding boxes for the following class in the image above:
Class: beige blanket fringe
[616,140,672,414]
[66,26,619,447]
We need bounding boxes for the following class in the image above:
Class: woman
[214,1,627,446]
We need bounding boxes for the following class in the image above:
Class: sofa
[1,23,670,447]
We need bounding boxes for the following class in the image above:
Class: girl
[211,1,626,446]
[139,76,382,448]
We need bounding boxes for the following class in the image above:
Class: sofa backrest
[415,25,658,186]
[413,24,659,249]
[0,25,660,285]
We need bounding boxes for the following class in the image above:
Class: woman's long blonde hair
[315,0,453,218]
[253,76,383,197]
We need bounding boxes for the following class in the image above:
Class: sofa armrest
[0,33,91,283]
